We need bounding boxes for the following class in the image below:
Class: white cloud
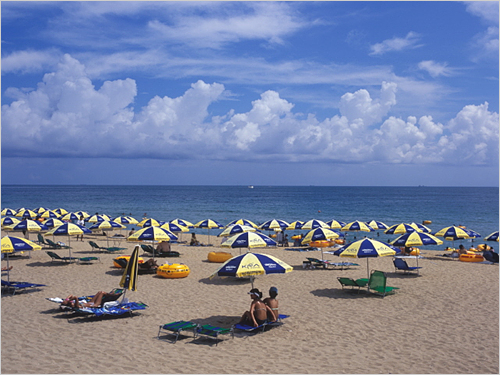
[418,60,454,78]
[1,54,498,168]
[465,2,499,25]
[369,32,423,56]
[1,49,60,74]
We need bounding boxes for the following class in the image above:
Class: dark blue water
[2,185,498,250]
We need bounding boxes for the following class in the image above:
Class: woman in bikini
[239,288,277,327]
[263,286,279,321]
[61,291,118,309]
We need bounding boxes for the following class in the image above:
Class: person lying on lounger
[61,290,121,309]
[239,288,277,327]
[156,241,171,253]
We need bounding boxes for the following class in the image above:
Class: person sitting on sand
[61,290,120,309]
[239,288,277,327]
[156,240,171,253]
[263,286,279,321]
[458,244,468,255]
[139,258,159,270]
[190,233,200,246]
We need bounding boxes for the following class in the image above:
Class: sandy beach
[1,231,498,374]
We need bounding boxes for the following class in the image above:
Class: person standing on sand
[76,216,85,241]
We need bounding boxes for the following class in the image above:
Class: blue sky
[1,1,498,186]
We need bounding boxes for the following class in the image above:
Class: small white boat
[248,186,254,189]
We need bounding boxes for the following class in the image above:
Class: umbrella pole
[250,276,255,289]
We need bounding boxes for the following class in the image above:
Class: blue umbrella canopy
[225,219,258,229]
[301,227,341,245]
[218,224,256,237]
[410,222,432,233]
[341,221,374,233]
[40,210,60,219]
[301,219,329,230]
[15,209,37,219]
[286,221,304,230]
[384,223,418,235]
[485,231,499,242]
[391,231,443,247]
[366,220,389,230]
[170,218,195,228]
[434,226,480,241]
[327,219,347,230]
[1,217,21,228]
[1,208,17,216]
[43,218,65,228]
[221,231,277,249]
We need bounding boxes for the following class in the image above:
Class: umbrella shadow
[198,276,252,286]
[25,261,70,268]
[388,272,423,279]
[105,268,125,276]
[310,287,370,299]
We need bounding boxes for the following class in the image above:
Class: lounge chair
[47,288,124,310]
[483,251,499,264]
[367,270,399,297]
[305,257,332,269]
[337,277,369,292]
[46,251,79,263]
[2,279,46,295]
[233,314,289,333]
[46,239,72,249]
[73,301,148,318]
[158,321,199,343]
[195,324,234,346]
[393,258,422,274]
[37,233,49,246]
[88,241,125,253]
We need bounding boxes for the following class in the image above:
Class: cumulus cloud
[1,54,498,168]
[369,31,423,56]
[1,49,60,74]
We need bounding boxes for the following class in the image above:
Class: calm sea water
[2,185,498,251]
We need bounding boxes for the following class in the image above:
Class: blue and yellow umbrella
[40,210,60,219]
[120,245,139,293]
[485,231,499,242]
[32,207,49,214]
[127,226,178,242]
[138,218,161,228]
[434,226,479,241]
[390,231,442,273]
[334,238,400,279]
[87,214,111,223]
[15,209,37,219]
[218,224,256,237]
[366,220,389,230]
[113,216,139,225]
[341,221,374,233]
[259,219,290,231]
[410,222,431,233]
[60,212,81,221]
[195,219,224,244]
[286,221,304,230]
[384,223,419,235]
[327,219,346,230]
[160,222,189,233]
[1,217,20,228]
[75,211,90,219]
[1,236,42,282]
[45,222,91,258]
[1,208,17,216]
[301,227,340,245]
[170,219,195,228]
[53,208,68,216]
[43,218,64,228]
[9,220,48,239]
[301,219,329,230]
[221,231,277,250]
[225,219,258,229]
[209,252,292,288]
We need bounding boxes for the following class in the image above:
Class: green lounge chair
[195,324,234,346]
[88,240,125,253]
[46,239,72,249]
[158,321,198,343]
[337,277,369,292]
[37,233,49,246]
[46,251,99,264]
[367,270,399,297]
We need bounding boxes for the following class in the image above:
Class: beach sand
[1,231,498,374]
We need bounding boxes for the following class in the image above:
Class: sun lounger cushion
[2,280,46,295]
[75,301,148,317]
[158,320,198,343]
[233,314,289,332]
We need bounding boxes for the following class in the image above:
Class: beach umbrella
[195,219,224,245]
[113,216,139,225]
[384,223,419,235]
[410,222,432,233]
[15,209,37,219]
[1,208,17,216]
[32,207,49,214]
[170,218,195,228]
[225,219,258,229]
[286,221,304,230]
[53,208,68,216]
[45,223,91,258]
[89,220,126,246]
[40,210,60,219]
[301,219,330,230]
[137,218,161,228]
[43,218,65,228]
[120,245,139,297]
[485,231,499,242]
[221,231,277,254]
[60,212,81,222]
[391,232,443,274]
[86,214,111,223]
[1,235,42,283]
[342,221,374,233]
[1,217,20,228]
[259,219,290,231]
[334,238,400,280]
[301,227,340,245]
[327,219,346,230]
[209,252,292,288]
[366,220,389,230]
[127,226,178,242]
[218,224,256,237]
[434,226,479,241]
[75,211,90,219]
[160,223,189,232]
[8,220,48,239]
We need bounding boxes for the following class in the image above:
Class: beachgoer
[283,234,289,247]
[458,244,468,255]
[190,233,200,246]
[239,288,276,327]
[276,231,283,246]
[156,240,171,253]
[263,286,279,321]
[61,290,119,309]
[128,228,135,237]
[403,246,412,255]
[139,258,159,270]
[76,216,85,241]
[1,266,13,271]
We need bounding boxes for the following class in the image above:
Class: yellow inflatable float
[207,251,233,263]
[113,255,144,268]
[157,263,190,278]
[459,254,484,262]
[309,240,335,248]
[422,220,432,225]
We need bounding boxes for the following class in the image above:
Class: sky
[1,1,499,187]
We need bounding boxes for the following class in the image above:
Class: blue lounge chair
[158,321,199,343]
[2,279,46,295]
[73,301,148,318]
[393,258,422,274]
[233,314,289,333]
[367,270,399,297]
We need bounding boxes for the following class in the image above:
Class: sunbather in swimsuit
[238,288,276,327]
[263,286,279,321]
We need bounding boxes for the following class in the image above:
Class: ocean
[2,185,498,251]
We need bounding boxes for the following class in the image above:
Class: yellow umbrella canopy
[1,208,17,216]
[301,219,330,230]
[127,226,178,242]
[40,210,60,219]
[137,218,161,227]
[218,224,256,237]
[1,235,42,253]
[15,209,37,219]
[1,217,21,228]
[160,222,189,233]
[301,227,340,245]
